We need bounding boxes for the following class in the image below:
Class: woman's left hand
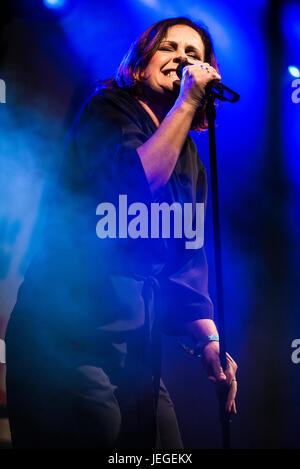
[201,341,238,415]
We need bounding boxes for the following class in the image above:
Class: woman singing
[5,17,237,449]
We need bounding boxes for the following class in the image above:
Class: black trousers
[5,328,183,449]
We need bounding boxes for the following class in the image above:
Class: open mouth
[162,70,178,78]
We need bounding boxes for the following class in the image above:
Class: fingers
[200,62,221,79]
[181,62,221,91]
[202,346,238,417]
[225,379,238,414]
[216,379,237,416]
[208,354,237,386]
[212,360,226,382]
[231,400,237,415]
[202,342,226,382]
[201,343,238,416]
[215,357,238,416]
[179,61,221,108]
[226,353,238,371]
[189,61,221,80]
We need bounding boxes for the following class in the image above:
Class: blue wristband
[178,334,220,358]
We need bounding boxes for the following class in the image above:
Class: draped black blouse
[7,84,214,367]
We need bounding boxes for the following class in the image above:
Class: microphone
[176,61,240,103]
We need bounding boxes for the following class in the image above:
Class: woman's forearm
[185,318,219,343]
[137,99,196,194]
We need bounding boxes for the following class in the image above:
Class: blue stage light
[288,66,300,78]
[43,0,66,9]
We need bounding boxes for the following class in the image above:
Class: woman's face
[142,24,205,97]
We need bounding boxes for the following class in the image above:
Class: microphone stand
[175,61,239,448]
[206,93,231,449]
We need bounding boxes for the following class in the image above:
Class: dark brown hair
[100,17,219,131]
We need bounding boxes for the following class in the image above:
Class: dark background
[0,0,299,449]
